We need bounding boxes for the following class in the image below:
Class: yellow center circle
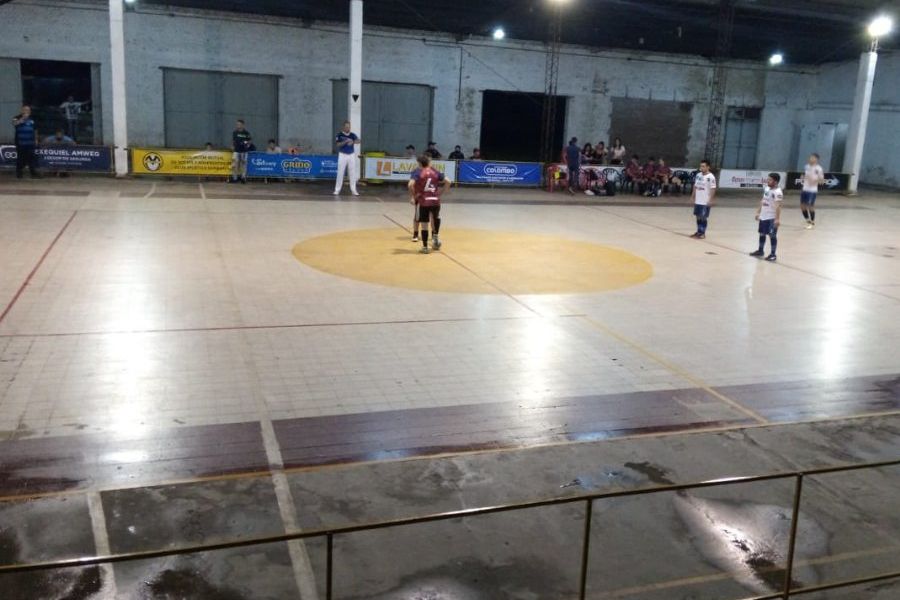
[292,228,652,295]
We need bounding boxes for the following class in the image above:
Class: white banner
[363,156,457,181]
[719,169,787,189]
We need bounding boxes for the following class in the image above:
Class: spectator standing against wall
[230,119,252,184]
[12,105,39,179]
[469,148,482,160]
[565,137,581,195]
[59,96,86,141]
[448,145,465,160]
[333,120,360,196]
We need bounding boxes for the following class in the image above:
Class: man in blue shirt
[12,105,39,179]
[565,137,581,195]
[333,120,360,196]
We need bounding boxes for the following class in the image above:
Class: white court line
[199,182,207,200]
[87,491,118,598]
[143,183,156,199]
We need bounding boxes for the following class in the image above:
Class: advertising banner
[363,156,457,181]
[1,144,112,171]
[786,171,850,192]
[458,161,542,186]
[245,153,338,179]
[719,169,787,189]
[131,148,232,175]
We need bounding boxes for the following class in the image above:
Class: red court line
[0,211,78,325]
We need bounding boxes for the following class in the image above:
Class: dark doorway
[480,90,566,162]
[21,59,94,143]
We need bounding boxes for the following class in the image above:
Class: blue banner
[458,161,542,186]
[1,144,112,171]
[246,153,338,179]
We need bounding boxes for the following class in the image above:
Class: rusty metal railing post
[326,533,334,600]
[579,498,594,600]
[782,474,804,599]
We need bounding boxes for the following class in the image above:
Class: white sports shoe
[806,222,814,230]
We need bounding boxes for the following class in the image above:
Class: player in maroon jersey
[408,155,451,253]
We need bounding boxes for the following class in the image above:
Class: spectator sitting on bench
[641,156,658,196]
[581,142,595,164]
[44,129,74,145]
[593,141,608,164]
[470,148,482,160]
[624,155,642,193]
[448,145,465,160]
[653,157,673,197]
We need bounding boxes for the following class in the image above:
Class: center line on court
[382,212,542,316]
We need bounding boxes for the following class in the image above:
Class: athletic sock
[433,217,441,235]
[696,218,702,232]
[421,230,429,247]
[759,235,766,252]
[809,210,815,223]
[801,209,809,221]
[770,235,777,255]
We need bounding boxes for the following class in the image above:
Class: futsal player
[800,153,825,229]
[750,173,783,262]
[689,159,716,239]
[408,155,451,253]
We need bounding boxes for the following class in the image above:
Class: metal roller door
[164,68,278,149]
[333,80,433,155]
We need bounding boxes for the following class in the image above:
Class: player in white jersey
[800,153,825,229]
[750,173,783,262]
[689,159,716,239]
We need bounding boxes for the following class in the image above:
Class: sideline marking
[580,315,769,425]
[0,211,78,325]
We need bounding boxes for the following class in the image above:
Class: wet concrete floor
[0,415,897,599]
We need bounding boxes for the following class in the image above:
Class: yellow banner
[131,148,233,175]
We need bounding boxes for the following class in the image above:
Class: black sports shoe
[750,250,765,257]
[689,232,700,238]
[765,254,777,262]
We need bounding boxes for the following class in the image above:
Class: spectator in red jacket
[624,155,642,193]
[641,157,657,196]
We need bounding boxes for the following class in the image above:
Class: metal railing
[2,458,898,599]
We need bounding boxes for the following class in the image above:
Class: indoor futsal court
[1,1,899,599]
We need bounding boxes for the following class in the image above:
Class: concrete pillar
[349,0,363,154]
[842,51,877,194]
[109,0,129,177]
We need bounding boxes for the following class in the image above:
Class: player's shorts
[758,219,777,235]
[800,191,817,205]
[417,204,440,223]
[693,204,711,218]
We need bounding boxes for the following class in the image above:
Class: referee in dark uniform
[12,105,40,179]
